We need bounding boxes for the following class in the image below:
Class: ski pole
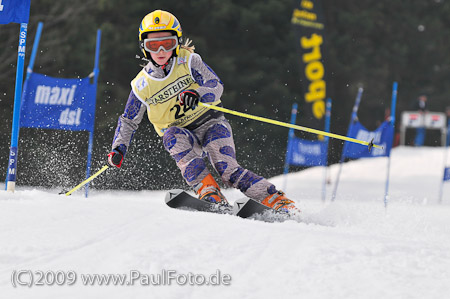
[199,102,382,150]
[63,165,109,196]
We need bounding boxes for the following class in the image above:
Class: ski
[232,197,274,218]
[233,197,289,222]
[165,189,232,214]
[165,189,285,221]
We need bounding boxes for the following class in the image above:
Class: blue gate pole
[19,22,43,108]
[438,147,449,203]
[26,22,43,79]
[6,22,43,191]
[6,23,28,192]
[384,82,398,208]
[282,103,298,191]
[331,87,364,201]
[322,98,332,202]
[84,29,102,198]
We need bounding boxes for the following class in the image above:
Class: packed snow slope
[1,146,449,299]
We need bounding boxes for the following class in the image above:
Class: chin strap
[160,60,171,75]
[150,57,173,75]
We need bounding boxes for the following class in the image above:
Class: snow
[1,146,449,299]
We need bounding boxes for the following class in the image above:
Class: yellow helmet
[139,10,183,59]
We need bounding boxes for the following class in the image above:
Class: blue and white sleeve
[111,91,146,155]
[189,53,224,103]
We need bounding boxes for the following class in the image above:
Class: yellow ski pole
[64,165,109,196]
[198,103,383,150]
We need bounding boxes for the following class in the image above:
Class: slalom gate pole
[438,146,448,203]
[383,81,398,209]
[5,23,28,192]
[331,87,364,201]
[322,98,332,202]
[64,165,109,196]
[198,102,382,150]
[282,103,298,191]
[84,29,102,198]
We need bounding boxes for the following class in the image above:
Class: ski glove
[107,149,124,168]
[178,89,200,109]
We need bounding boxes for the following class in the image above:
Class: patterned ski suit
[111,49,278,201]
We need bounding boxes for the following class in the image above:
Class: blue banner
[287,137,327,167]
[0,0,30,24]
[20,73,96,131]
[343,121,393,159]
[444,167,450,182]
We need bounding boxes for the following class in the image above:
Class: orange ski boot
[195,174,229,206]
[261,191,300,216]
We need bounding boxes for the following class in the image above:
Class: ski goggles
[143,36,178,53]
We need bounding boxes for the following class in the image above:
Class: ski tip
[232,197,251,215]
[165,189,185,203]
[59,190,69,196]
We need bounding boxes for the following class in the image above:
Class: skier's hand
[178,89,200,109]
[107,149,124,168]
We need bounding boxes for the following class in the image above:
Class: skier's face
[146,32,174,65]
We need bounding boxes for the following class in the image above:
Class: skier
[107,10,299,215]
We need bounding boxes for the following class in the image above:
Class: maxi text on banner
[0,0,31,24]
[291,0,327,131]
[343,120,394,159]
[20,73,96,131]
[287,137,327,167]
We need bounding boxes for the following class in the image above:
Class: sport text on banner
[291,0,327,131]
